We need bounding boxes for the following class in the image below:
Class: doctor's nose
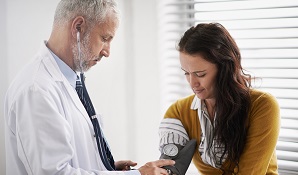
[101,43,110,58]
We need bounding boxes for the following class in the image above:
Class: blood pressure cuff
[160,139,197,175]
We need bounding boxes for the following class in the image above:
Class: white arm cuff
[159,118,189,150]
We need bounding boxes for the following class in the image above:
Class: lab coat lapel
[39,42,94,129]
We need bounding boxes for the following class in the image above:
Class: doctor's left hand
[115,160,137,171]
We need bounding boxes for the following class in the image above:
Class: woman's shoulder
[250,89,278,104]
[175,94,196,106]
[249,89,280,115]
[166,94,196,113]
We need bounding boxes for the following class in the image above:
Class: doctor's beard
[72,32,96,73]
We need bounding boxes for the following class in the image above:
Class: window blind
[158,0,298,174]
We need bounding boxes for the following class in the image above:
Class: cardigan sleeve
[236,92,280,174]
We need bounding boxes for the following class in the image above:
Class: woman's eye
[183,71,205,77]
[195,73,206,77]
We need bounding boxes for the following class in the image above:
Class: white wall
[86,0,162,167]
[0,0,8,174]
[88,0,162,166]
[0,0,162,174]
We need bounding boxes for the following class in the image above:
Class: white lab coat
[4,42,127,175]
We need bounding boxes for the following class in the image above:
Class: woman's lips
[193,88,204,94]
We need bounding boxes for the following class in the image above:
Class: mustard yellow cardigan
[163,89,280,175]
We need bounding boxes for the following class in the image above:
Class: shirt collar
[192,96,217,122]
[190,95,202,110]
[47,48,77,89]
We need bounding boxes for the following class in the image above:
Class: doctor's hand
[115,160,137,171]
[138,159,175,175]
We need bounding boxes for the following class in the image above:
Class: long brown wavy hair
[178,23,251,172]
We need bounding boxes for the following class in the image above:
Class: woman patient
[159,23,280,175]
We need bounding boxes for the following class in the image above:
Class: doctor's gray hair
[54,0,119,27]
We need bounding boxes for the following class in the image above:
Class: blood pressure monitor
[160,139,197,175]
[162,143,179,157]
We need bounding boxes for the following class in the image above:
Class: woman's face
[179,52,218,100]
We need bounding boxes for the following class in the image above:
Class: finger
[127,160,137,166]
[153,159,175,167]
[160,167,169,175]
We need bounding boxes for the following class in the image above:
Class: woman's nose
[189,74,199,86]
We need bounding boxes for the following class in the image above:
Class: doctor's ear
[71,16,85,38]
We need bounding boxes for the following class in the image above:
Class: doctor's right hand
[138,159,175,175]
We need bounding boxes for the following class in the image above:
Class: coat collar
[38,41,65,82]
[48,46,77,89]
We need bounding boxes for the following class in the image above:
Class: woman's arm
[236,92,280,174]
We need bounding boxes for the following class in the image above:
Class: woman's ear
[71,16,86,39]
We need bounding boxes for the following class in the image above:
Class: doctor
[4,0,174,174]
